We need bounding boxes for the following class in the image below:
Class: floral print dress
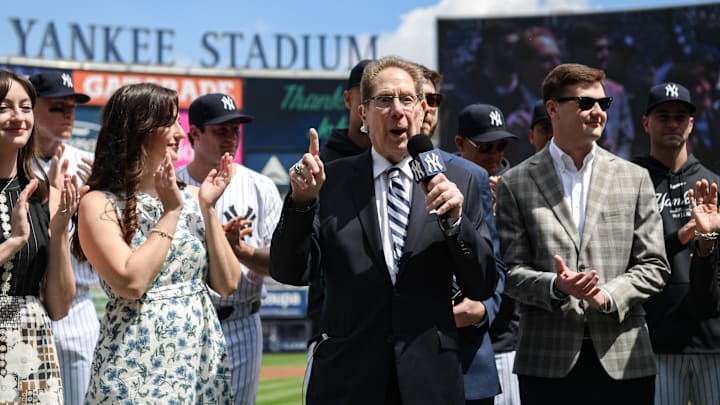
[84,190,233,404]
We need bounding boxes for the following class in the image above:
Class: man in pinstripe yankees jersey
[29,70,99,405]
[634,82,720,405]
[176,93,282,405]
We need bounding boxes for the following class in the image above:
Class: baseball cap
[29,71,90,103]
[645,82,696,115]
[531,99,550,127]
[458,104,518,143]
[346,59,372,90]
[189,93,254,126]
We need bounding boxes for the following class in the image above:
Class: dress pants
[518,339,655,405]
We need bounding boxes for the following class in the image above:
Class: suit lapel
[580,148,613,251]
[529,149,581,250]
[351,153,393,286]
[403,181,431,257]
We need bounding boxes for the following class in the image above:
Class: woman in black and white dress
[0,68,79,404]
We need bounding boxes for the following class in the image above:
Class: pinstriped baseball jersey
[176,163,282,305]
[34,144,99,287]
[176,162,282,405]
[34,143,100,405]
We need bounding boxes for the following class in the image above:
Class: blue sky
[1,0,714,71]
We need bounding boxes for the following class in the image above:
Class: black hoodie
[319,128,368,163]
[633,153,720,353]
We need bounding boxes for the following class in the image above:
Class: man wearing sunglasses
[496,63,670,404]
[421,66,509,405]
[29,70,98,405]
[632,82,720,405]
[453,103,521,405]
[455,104,518,206]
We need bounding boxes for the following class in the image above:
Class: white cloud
[377,0,590,69]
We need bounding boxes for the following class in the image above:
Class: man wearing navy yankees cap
[175,93,282,405]
[29,70,98,405]
[633,81,720,405]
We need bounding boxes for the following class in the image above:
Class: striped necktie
[387,167,410,265]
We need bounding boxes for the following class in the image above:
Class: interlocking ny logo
[665,83,679,98]
[221,95,236,111]
[61,73,73,88]
[489,110,503,127]
[423,152,444,173]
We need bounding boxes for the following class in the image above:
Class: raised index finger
[308,128,320,156]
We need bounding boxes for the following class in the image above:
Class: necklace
[0,176,17,295]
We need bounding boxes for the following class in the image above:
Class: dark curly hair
[72,83,179,260]
[0,68,49,203]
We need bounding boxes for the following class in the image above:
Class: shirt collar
[548,138,596,173]
[372,147,412,180]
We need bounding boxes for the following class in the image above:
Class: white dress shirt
[547,139,616,312]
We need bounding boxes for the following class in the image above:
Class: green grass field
[258,352,305,405]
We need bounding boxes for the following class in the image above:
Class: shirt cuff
[599,287,617,313]
[549,275,569,300]
[439,215,461,237]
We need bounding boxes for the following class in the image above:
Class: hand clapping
[200,152,234,208]
[689,179,720,235]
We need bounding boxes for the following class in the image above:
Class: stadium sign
[7,17,377,70]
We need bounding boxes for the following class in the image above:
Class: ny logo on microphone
[410,150,447,183]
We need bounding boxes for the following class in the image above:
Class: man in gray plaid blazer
[496,63,670,405]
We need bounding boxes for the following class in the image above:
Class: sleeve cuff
[599,287,617,313]
[550,275,569,300]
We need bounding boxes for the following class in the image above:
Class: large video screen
[437,3,720,174]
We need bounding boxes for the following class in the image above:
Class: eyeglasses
[425,93,443,108]
[47,105,77,114]
[554,96,613,111]
[364,94,419,111]
[466,138,509,154]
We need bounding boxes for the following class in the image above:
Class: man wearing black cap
[319,59,372,162]
[176,93,282,405]
[529,99,552,152]
[633,82,720,405]
[455,104,518,179]
[29,70,98,405]
[455,104,518,212]
[454,103,521,405]
[310,59,372,340]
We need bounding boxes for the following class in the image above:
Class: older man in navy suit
[270,56,497,405]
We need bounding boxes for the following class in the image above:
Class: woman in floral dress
[0,69,80,403]
[75,83,241,404]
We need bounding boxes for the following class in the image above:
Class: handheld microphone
[407,135,452,226]
[407,135,446,184]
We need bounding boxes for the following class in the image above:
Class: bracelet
[150,228,174,240]
[694,230,719,240]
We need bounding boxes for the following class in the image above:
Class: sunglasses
[554,96,613,111]
[48,105,77,114]
[425,93,443,108]
[466,138,508,154]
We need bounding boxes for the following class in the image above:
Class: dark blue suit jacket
[270,150,498,405]
[442,151,504,400]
